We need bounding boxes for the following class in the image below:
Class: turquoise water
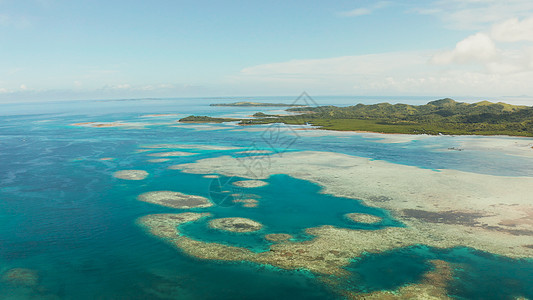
[1,98,533,299]
[178,174,399,252]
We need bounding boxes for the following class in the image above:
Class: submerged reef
[264,233,293,242]
[138,191,212,209]
[209,217,263,233]
[137,149,533,294]
[232,180,268,188]
[233,198,259,208]
[344,260,453,299]
[345,213,382,224]
[138,212,410,275]
[138,213,211,238]
[113,170,148,180]
[174,151,533,260]
[1,268,39,287]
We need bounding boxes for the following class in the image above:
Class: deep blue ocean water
[1,97,533,299]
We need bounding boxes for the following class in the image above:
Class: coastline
[296,126,533,139]
[176,119,533,138]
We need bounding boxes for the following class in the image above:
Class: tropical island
[181,98,533,136]
[210,101,306,107]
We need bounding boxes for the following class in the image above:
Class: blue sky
[1,0,533,103]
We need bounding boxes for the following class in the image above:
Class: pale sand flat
[344,213,382,224]
[71,121,173,129]
[113,170,148,180]
[141,144,241,151]
[138,191,212,209]
[235,150,272,154]
[209,217,263,233]
[202,174,220,179]
[455,136,533,158]
[136,149,153,153]
[232,180,268,188]
[147,158,171,163]
[147,151,198,157]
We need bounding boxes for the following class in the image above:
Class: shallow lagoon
[178,174,398,252]
[1,97,533,299]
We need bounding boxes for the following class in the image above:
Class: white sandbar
[141,144,241,151]
[232,180,268,188]
[147,151,198,157]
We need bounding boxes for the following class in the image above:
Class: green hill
[183,98,533,136]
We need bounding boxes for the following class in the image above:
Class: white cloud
[108,84,131,90]
[529,47,533,68]
[430,14,533,75]
[100,83,180,92]
[339,2,390,17]
[233,48,533,97]
[230,52,430,95]
[431,33,498,65]
[491,16,533,42]
[241,52,428,77]
[339,8,371,17]
[415,0,533,30]
[137,84,174,91]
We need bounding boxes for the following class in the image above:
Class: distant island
[181,98,533,137]
[210,101,306,107]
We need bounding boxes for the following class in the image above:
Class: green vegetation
[210,101,306,107]
[252,112,278,117]
[181,99,533,136]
